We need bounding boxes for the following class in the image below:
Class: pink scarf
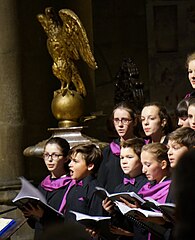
[110,141,120,156]
[138,180,171,204]
[59,179,83,213]
[41,175,72,191]
[138,180,171,240]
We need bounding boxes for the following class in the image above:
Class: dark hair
[110,101,139,136]
[142,142,169,165]
[44,137,70,173]
[112,101,137,121]
[168,127,195,149]
[68,143,103,175]
[176,98,190,118]
[120,138,144,158]
[188,97,195,108]
[142,102,173,135]
[44,137,70,157]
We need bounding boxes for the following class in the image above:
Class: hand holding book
[115,201,168,238]
[22,202,44,219]
[143,197,175,223]
[115,201,163,218]
[119,196,141,209]
[102,197,116,214]
[12,177,63,219]
[70,211,117,240]
[95,186,145,205]
[96,187,175,224]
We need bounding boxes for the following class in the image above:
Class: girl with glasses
[98,101,138,193]
[22,137,72,240]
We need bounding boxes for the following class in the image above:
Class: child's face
[44,143,66,177]
[113,108,134,140]
[188,105,195,130]
[178,116,190,128]
[167,140,188,168]
[120,147,142,178]
[69,152,93,180]
[141,150,166,183]
[141,106,164,138]
[188,59,195,89]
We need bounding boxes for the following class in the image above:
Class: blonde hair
[186,52,195,68]
[142,142,169,165]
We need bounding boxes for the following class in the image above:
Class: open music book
[95,186,145,204]
[12,177,63,217]
[0,218,16,236]
[115,201,168,238]
[144,197,175,222]
[70,210,111,222]
[70,211,117,240]
[95,187,175,223]
[115,201,163,218]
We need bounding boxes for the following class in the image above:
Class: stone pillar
[0,0,24,187]
[0,2,34,239]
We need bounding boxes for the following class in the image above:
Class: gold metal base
[58,120,79,128]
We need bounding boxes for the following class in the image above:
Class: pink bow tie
[76,180,83,186]
[144,139,151,144]
[123,177,135,185]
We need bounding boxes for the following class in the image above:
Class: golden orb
[51,90,84,127]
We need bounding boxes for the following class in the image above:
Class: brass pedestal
[23,126,107,158]
[48,126,91,146]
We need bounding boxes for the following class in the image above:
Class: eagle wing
[59,9,97,70]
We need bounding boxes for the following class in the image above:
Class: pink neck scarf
[58,179,83,213]
[138,180,171,204]
[110,141,120,156]
[41,175,72,191]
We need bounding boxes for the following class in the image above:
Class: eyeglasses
[43,152,63,160]
[113,118,132,125]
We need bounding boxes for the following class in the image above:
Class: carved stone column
[0,0,24,189]
[0,1,32,239]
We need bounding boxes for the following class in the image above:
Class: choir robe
[110,174,148,240]
[133,177,172,240]
[97,138,124,193]
[28,175,72,240]
[63,175,104,221]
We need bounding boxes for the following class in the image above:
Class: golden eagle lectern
[37,7,97,127]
